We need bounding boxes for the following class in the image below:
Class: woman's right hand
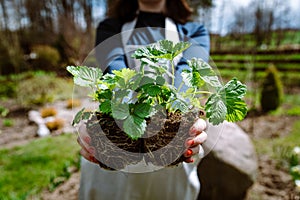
[77,125,99,164]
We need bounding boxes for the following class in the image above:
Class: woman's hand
[77,125,99,164]
[183,118,207,163]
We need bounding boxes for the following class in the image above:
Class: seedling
[67,40,247,140]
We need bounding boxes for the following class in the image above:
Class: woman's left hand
[183,118,207,163]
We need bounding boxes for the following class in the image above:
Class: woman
[78,0,210,199]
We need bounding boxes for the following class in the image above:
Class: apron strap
[121,17,183,69]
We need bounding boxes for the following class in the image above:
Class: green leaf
[226,100,248,122]
[72,108,92,126]
[181,69,204,88]
[96,89,112,100]
[172,41,191,58]
[144,84,161,97]
[140,76,156,86]
[188,58,222,88]
[111,102,130,120]
[205,94,227,125]
[223,78,248,122]
[67,66,102,87]
[132,40,191,61]
[170,98,189,113]
[114,89,131,100]
[205,78,247,125]
[130,73,143,90]
[112,68,137,87]
[99,100,111,114]
[123,115,146,139]
[156,75,165,85]
[133,103,152,118]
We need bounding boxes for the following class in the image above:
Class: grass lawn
[0,134,80,200]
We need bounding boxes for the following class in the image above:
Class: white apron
[79,17,202,200]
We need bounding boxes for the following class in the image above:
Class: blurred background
[0,0,299,199]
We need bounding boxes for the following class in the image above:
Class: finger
[183,157,194,163]
[78,124,91,144]
[80,148,99,164]
[185,131,207,147]
[184,145,199,158]
[77,136,95,156]
[189,118,207,136]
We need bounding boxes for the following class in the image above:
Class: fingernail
[89,156,97,163]
[187,140,194,146]
[186,149,193,157]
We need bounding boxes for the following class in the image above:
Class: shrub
[31,45,61,71]
[17,73,73,107]
[260,64,283,112]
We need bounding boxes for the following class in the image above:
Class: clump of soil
[87,111,197,170]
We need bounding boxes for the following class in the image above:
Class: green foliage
[0,106,9,117]
[0,134,80,199]
[3,119,14,127]
[260,64,284,112]
[67,40,248,139]
[16,72,73,106]
[31,45,61,70]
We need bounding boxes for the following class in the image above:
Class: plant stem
[177,81,185,92]
[193,91,213,95]
[171,59,175,86]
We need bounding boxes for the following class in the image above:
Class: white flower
[293,146,300,155]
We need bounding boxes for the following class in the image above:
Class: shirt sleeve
[95,18,127,73]
[174,23,210,89]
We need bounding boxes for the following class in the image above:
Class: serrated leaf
[205,94,227,125]
[223,78,248,122]
[67,66,102,87]
[188,58,222,88]
[132,40,191,61]
[140,76,156,86]
[112,68,137,85]
[156,75,165,85]
[205,78,248,125]
[225,100,248,122]
[181,69,204,88]
[99,100,111,114]
[72,108,85,126]
[223,78,247,98]
[172,41,191,58]
[114,89,131,100]
[144,84,161,97]
[130,73,143,90]
[111,102,130,120]
[170,98,189,113]
[133,103,152,118]
[96,89,112,100]
[123,115,146,139]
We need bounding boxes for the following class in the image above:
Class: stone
[197,121,258,200]
[37,123,50,137]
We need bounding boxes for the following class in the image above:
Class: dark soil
[87,112,197,170]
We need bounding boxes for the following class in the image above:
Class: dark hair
[107,0,193,24]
